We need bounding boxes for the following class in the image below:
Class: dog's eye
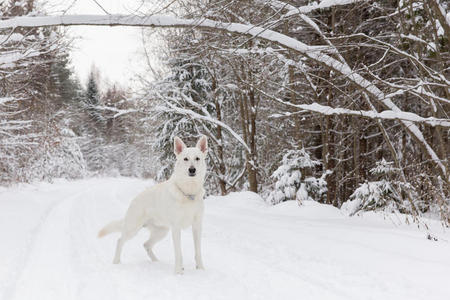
[195,157,200,161]
[184,157,188,161]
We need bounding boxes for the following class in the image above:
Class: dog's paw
[196,264,205,270]
[144,247,159,262]
[174,267,184,275]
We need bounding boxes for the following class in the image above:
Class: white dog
[98,135,207,274]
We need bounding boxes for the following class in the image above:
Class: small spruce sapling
[342,159,402,216]
[267,148,321,205]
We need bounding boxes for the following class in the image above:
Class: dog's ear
[174,136,186,155]
[196,135,208,154]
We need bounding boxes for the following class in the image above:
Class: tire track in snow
[65,179,155,300]
[4,187,93,300]
[66,183,122,300]
[1,197,60,300]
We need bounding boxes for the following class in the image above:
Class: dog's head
[173,135,208,180]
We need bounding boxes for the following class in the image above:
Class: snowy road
[0,178,449,300]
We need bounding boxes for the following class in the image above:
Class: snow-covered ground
[0,177,449,300]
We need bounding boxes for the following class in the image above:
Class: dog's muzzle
[188,167,196,177]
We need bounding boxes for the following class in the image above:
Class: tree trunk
[212,77,227,195]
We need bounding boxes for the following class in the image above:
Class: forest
[1,0,449,224]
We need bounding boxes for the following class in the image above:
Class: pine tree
[83,69,105,129]
[50,53,84,106]
[151,57,215,180]
[341,159,403,216]
[267,149,323,205]
[85,71,100,106]
[72,68,108,174]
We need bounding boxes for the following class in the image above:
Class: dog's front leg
[192,218,204,270]
[171,227,183,274]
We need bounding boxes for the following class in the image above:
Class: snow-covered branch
[429,0,450,41]
[155,103,251,153]
[264,0,367,17]
[92,105,138,118]
[271,103,450,127]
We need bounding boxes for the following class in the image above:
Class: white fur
[98,135,208,274]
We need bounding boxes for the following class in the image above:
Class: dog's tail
[98,219,123,238]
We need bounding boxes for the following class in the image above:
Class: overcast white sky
[49,0,149,88]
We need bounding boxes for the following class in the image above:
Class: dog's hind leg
[113,236,126,264]
[143,225,169,262]
[113,219,143,264]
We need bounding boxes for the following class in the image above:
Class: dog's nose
[188,167,196,176]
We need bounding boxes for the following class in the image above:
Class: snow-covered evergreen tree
[26,128,86,182]
[74,68,111,174]
[50,52,84,107]
[267,148,321,205]
[341,159,403,216]
[85,71,100,106]
[150,57,215,180]
[83,70,104,125]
